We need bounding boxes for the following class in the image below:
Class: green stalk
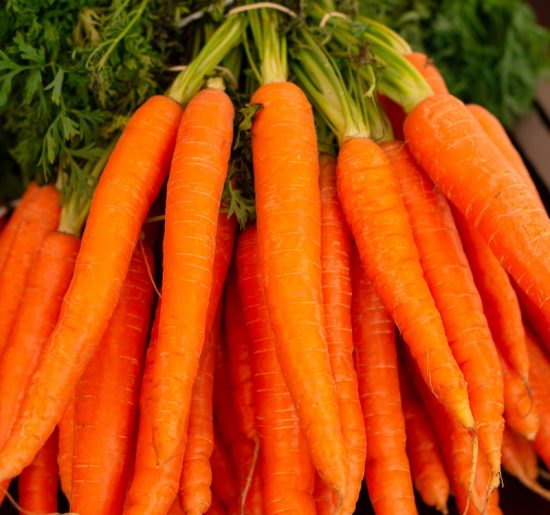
[58,140,116,236]
[309,3,432,112]
[247,8,287,84]
[291,28,368,144]
[167,14,245,106]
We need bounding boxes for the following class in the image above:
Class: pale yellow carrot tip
[0,485,78,515]
[240,436,260,515]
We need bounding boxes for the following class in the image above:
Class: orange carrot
[58,398,74,502]
[0,184,60,357]
[0,232,79,454]
[379,51,448,138]
[225,269,256,443]
[318,153,366,514]
[151,88,233,476]
[178,336,216,514]
[499,352,539,440]
[0,182,39,272]
[71,244,155,515]
[0,95,182,482]
[237,225,316,515]
[404,93,550,331]
[524,327,550,469]
[178,211,236,514]
[123,303,183,514]
[398,361,449,513]
[466,103,543,210]
[350,249,416,514]
[501,427,550,501]
[405,52,448,95]
[210,432,239,511]
[18,431,58,515]
[251,79,347,497]
[127,208,236,515]
[453,210,529,383]
[407,354,480,514]
[383,140,504,489]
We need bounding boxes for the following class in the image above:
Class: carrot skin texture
[0,182,39,272]
[126,210,235,515]
[178,336,216,514]
[58,398,74,501]
[225,270,256,442]
[524,328,550,469]
[237,226,316,515]
[0,184,60,357]
[502,428,539,484]
[466,103,543,210]
[453,209,530,383]
[499,352,539,440]
[351,250,417,515]
[404,94,550,325]
[251,81,347,494]
[205,495,226,515]
[383,140,504,487]
[210,432,239,510]
[318,154,366,514]
[337,137,472,430]
[70,245,155,515]
[398,363,449,513]
[0,96,182,482]
[18,430,59,514]
[153,88,234,468]
[0,232,79,452]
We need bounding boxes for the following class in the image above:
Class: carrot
[245,12,347,498]
[452,210,530,383]
[405,52,448,95]
[383,140,504,490]
[210,432,239,511]
[404,93,550,329]
[251,79,346,499]
[0,184,60,358]
[517,288,550,354]
[501,427,550,501]
[123,303,183,514]
[70,244,155,515]
[398,360,450,513]
[225,269,256,443]
[236,225,316,515]
[499,352,539,440]
[0,231,79,454]
[406,354,480,515]
[0,182,39,272]
[178,334,216,514]
[294,32,474,432]
[350,249,416,514]
[0,95,182,482]
[178,211,237,514]
[466,103,544,210]
[524,327,550,470]
[318,153,366,514]
[126,208,236,515]
[379,51,448,139]
[57,399,74,502]
[18,431,58,515]
[151,87,233,472]
[168,499,185,515]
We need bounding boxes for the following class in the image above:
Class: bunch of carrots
[1,2,550,515]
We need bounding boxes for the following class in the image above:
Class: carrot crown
[291,28,373,144]
[244,5,295,84]
[167,13,245,106]
[310,3,433,113]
